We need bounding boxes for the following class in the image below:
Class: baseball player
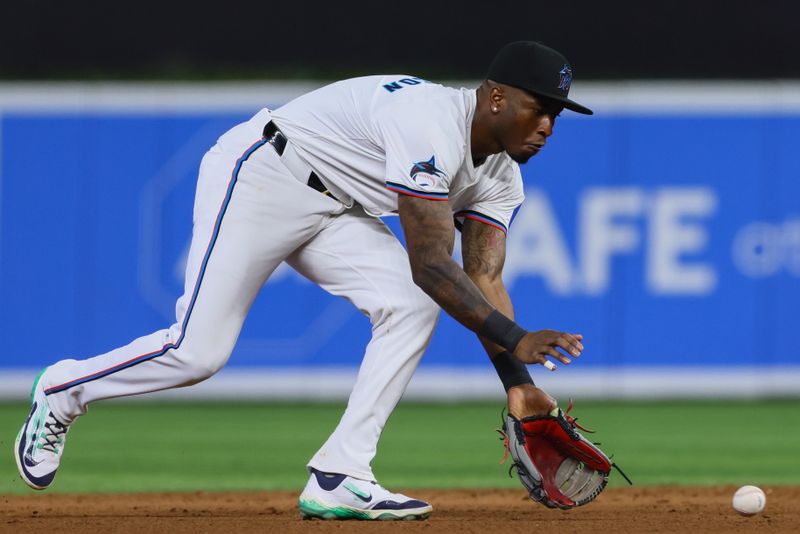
[15,41,592,520]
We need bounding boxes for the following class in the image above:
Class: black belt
[262,121,338,201]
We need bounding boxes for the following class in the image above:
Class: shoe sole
[14,368,50,490]
[299,497,431,521]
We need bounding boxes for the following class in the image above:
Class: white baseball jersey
[271,75,525,234]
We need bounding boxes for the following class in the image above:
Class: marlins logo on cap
[558,64,573,92]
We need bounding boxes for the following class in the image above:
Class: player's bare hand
[513,330,583,370]
[507,384,557,418]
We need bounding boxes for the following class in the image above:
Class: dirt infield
[2,486,798,533]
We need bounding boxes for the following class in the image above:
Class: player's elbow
[409,261,434,293]
[409,254,449,295]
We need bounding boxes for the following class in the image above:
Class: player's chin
[508,150,535,164]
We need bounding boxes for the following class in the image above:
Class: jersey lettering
[382,77,429,93]
[383,81,403,93]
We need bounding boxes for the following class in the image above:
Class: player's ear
[489,84,504,114]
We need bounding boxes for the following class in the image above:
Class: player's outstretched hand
[513,330,583,370]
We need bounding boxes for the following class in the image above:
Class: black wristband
[479,310,528,352]
[491,351,534,392]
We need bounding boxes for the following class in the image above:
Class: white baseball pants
[41,109,440,481]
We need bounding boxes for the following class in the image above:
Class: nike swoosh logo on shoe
[19,403,41,468]
[21,401,50,470]
[343,481,372,503]
[24,443,43,467]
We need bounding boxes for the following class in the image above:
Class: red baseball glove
[498,400,630,509]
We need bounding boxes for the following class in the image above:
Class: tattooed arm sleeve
[461,217,515,355]
[397,195,497,332]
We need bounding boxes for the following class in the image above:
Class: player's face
[496,89,562,164]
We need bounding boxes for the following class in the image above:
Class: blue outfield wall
[0,83,798,398]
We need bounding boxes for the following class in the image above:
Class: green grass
[2,400,799,494]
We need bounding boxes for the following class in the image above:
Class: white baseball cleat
[14,368,71,490]
[298,468,432,520]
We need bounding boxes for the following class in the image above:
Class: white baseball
[732,485,766,516]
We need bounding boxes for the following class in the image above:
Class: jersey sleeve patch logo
[410,155,446,190]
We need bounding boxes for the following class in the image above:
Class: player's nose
[536,116,554,138]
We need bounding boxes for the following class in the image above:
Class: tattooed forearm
[462,219,506,279]
[398,196,495,332]
[415,255,496,329]
[461,218,515,354]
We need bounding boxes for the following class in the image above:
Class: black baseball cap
[487,41,593,115]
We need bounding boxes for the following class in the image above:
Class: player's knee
[371,288,439,331]
[176,348,229,384]
[183,360,221,384]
